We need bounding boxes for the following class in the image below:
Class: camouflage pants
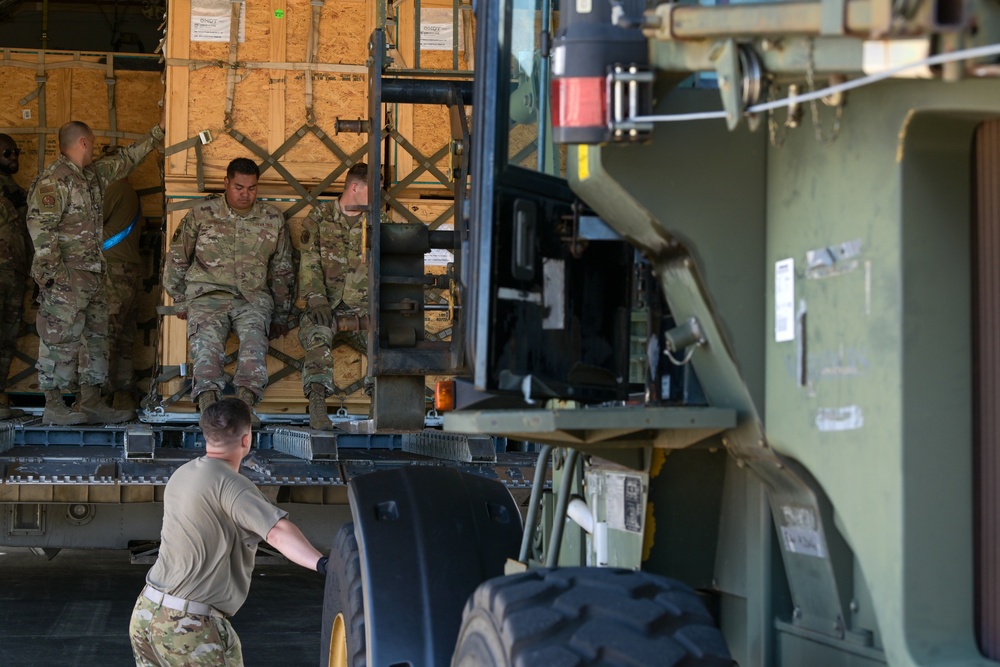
[107,262,141,393]
[298,308,366,397]
[129,594,243,666]
[35,268,109,391]
[187,295,269,401]
[0,269,25,391]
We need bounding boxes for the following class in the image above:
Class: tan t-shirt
[145,456,288,616]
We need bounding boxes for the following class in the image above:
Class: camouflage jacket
[0,172,29,276]
[299,200,387,312]
[163,195,294,322]
[25,125,163,282]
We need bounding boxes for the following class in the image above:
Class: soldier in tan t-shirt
[128,398,328,666]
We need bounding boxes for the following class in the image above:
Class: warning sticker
[419,9,465,51]
[781,526,827,558]
[780,505,827,558]
[606,473,643,533]
[775,258,795,342]
[191,0,246,43]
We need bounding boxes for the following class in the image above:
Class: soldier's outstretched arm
[265,518,324,571]
[162,212,197,302]
[25,178,66,286]
[93,125,165,187]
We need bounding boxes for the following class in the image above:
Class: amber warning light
[435,381,456,412]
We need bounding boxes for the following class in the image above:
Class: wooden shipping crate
[0,49,164,215]
[163,0,471,194]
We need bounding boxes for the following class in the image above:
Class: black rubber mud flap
[452,567,734,667]
[348,466,523,667]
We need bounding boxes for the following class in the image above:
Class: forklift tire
[452,567,733,667]
[321,523,366,667]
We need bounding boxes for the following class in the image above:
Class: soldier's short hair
[200,398,252,448]
[58,121,92,151]
[345,162,368,189]
[227,157,260,180]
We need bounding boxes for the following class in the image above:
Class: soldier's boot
[197,390,218,413]
[80,385,134,424]
[0,392,25,419]
[42,389,88,426]
[236,387,261,428]
[308,384,334,431]
[112,391,138,412]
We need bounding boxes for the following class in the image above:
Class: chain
[806,38,844,144]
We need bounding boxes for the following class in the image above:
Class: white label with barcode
[775,258,795,342]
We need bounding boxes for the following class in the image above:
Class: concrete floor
[0,547,324,666]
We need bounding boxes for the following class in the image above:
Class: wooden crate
[0,49,164,215]
[390,0,474,188]
[163,0,470,193]
[165,0,369,189]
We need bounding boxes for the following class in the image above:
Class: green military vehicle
[317,0,1000,665]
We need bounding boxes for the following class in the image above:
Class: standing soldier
[26,120,163,426]
[163,158,293,425]
[128,398,326,666]
[102,177,143,412]
[298,162,374,430]
[0,134,30,419]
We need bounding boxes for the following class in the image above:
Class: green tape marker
[274,9,284,18]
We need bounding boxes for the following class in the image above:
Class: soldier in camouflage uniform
[129,399,326,667]
[102,177,143,411]
[298,162,376,430]
[26,120,163,426]
[0,134,30,419]
[163,158,294,423]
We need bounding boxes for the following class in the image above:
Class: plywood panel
[165,0,371,187]
[392,0,473,187]
[0,51,163,191]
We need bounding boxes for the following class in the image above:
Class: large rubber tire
[320,523,366,667]
[452,567,733,667]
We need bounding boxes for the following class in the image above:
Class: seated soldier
[163,158,293,425]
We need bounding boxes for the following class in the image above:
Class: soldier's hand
[270,320,290,339]
[176,311,188,321]
[310,303,334,328]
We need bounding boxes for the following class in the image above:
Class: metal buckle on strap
[142,585,223,618]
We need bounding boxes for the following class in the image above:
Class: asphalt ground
[0,547,325,666]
